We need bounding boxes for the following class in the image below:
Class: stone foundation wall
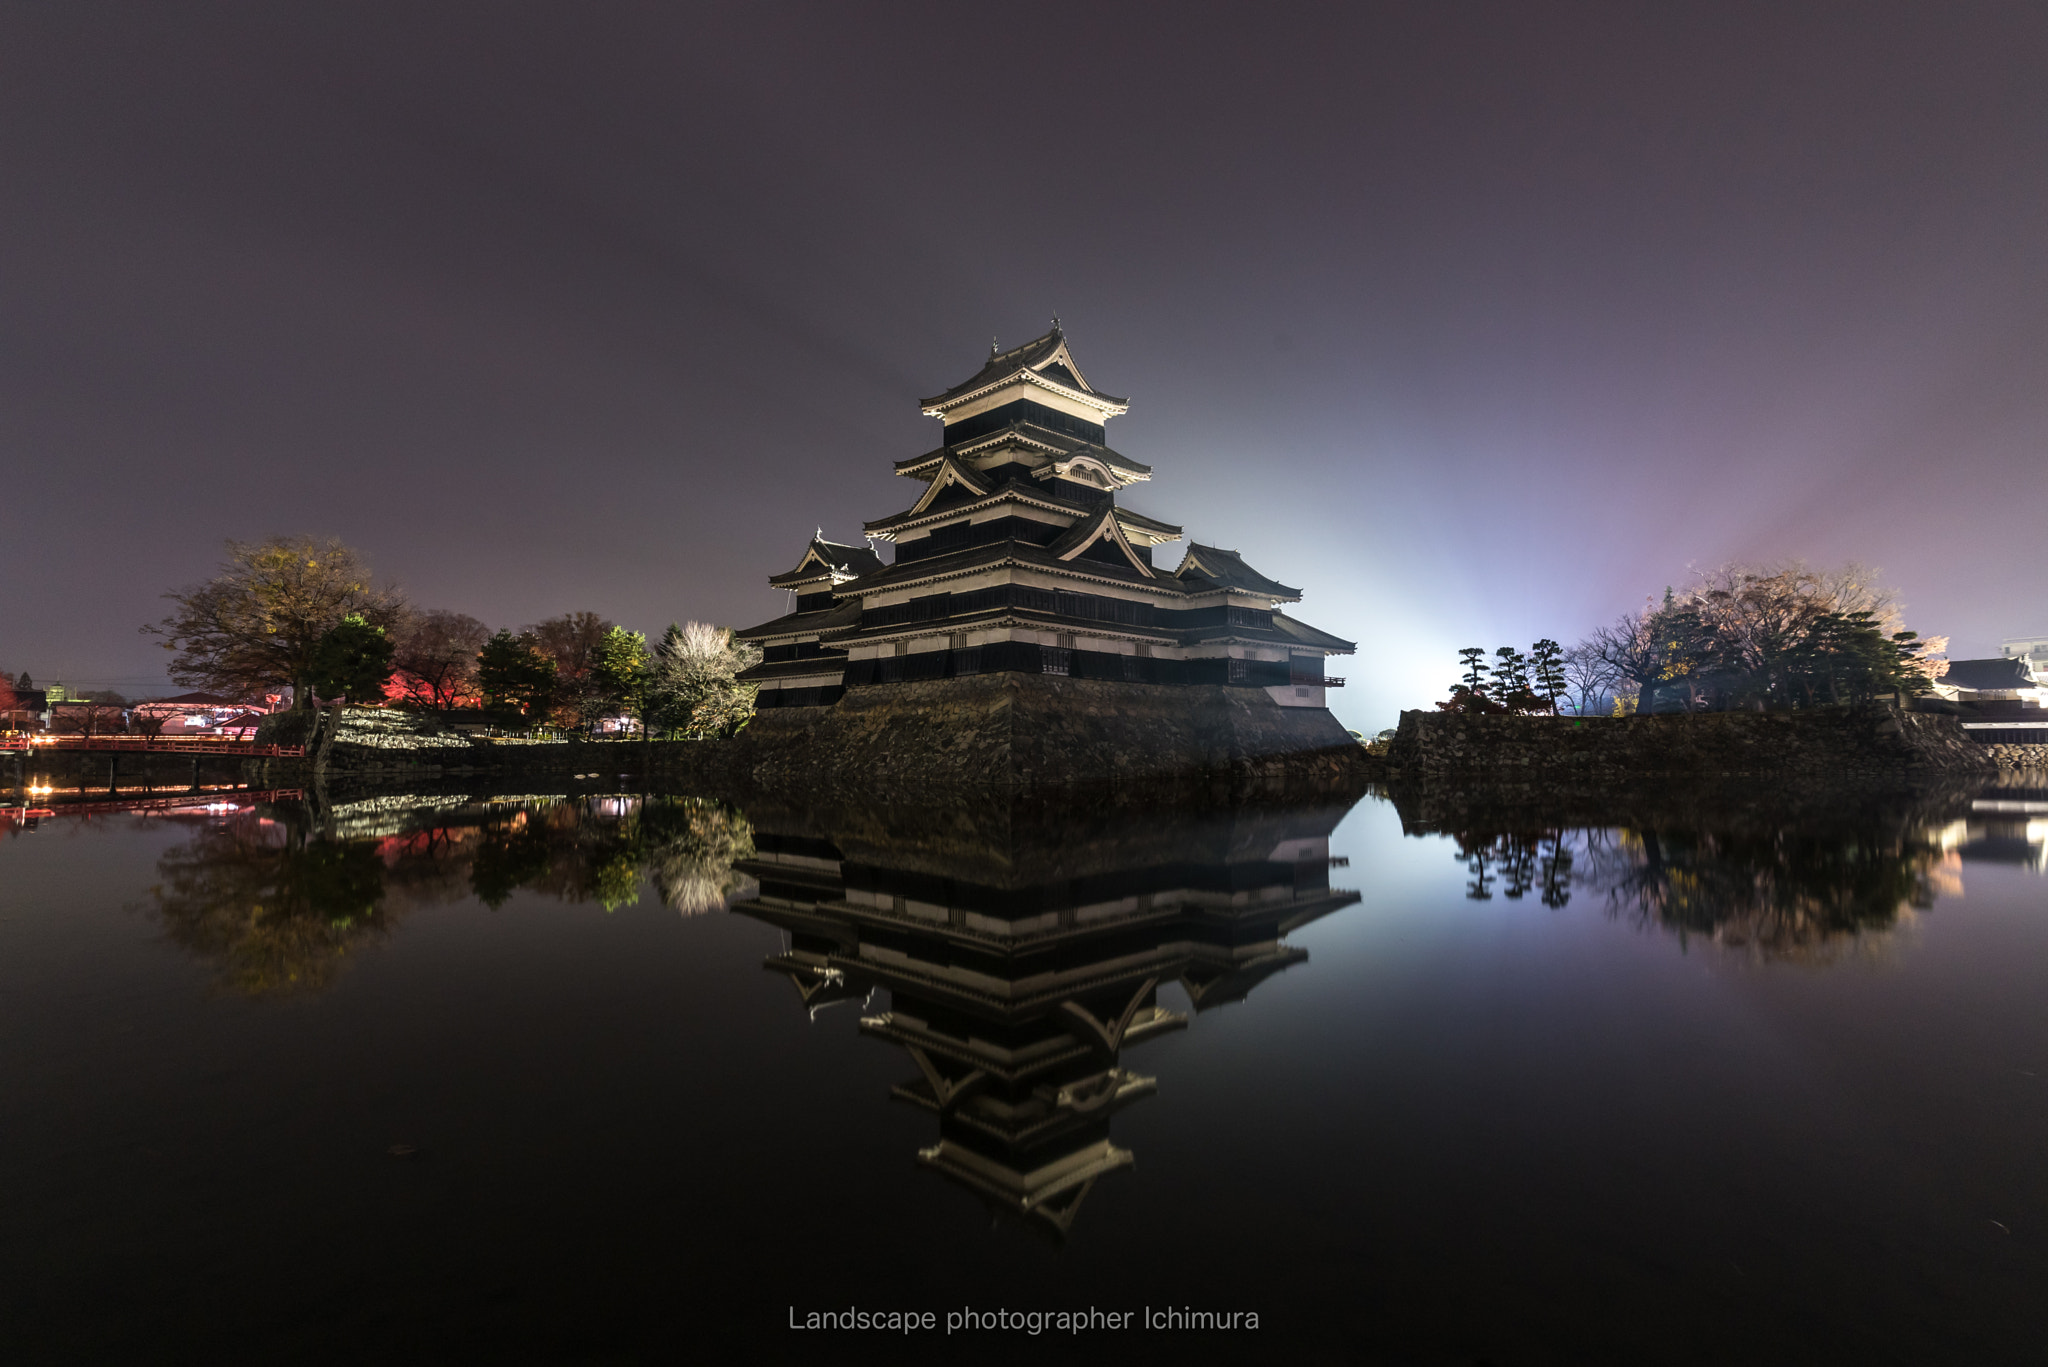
[240,680,1372,795]
[692,674,1366,791]
[1386,704,1994,781]
[1980,743,2048,771]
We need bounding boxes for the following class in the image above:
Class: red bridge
[1,736,305,758]
[3,788,307,829]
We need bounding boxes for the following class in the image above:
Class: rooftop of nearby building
[1943,657,2044,692]
[135,691,246,709]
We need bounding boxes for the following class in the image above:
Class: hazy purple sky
[4,2,2044,729]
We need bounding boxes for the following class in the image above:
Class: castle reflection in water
[42,770,2041,1236]
[728,795,1360,1236]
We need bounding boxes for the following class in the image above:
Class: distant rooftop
[1943,658,2043,692]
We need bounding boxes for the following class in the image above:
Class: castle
[734,325,1355,730]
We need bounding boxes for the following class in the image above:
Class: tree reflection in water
[1454,831,1574,907]
[150,795,755,995]
[1441,816,1960,960]
[151,816,392,996]
[1579,826,1956,957]
[466,798,755,914]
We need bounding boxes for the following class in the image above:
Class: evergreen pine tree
[1495,646,1532,710]
[1458,647,1491,698]
[1529,638,1567,713]
[306,614,396,704]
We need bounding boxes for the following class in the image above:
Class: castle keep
[735,326,1355,723]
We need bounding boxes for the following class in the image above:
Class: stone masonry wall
[243,679,1372,795]
[701,674,1366,791]
[1386,703,1994,781]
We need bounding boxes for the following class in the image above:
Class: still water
[3,780,2045,1365]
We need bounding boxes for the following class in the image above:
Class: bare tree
[1583,562,1943,714]
[1560,642,1621,715]
[526,611,613,725]
[54,699,126,741]
[391,610,491,709]
[146,537,405,710]
[1589,605,1668,709]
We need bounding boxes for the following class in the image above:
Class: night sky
[5,2,2044,730]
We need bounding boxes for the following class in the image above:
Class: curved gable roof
[919,326,1129,412]
[768,536,885,587]
[1051,505,1155,576]
[1173,543,1302,601]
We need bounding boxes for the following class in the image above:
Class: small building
[2,687,47,732]
[1999,636,2048,676]
[1941,658,2048,704]
[734,326,1355,717]
[132,691,262,736]
[1942,657,2048,746]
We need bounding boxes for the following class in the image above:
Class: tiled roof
[895,422,1154,478]
[733,598,864,642]
[1045,505,1147,569]
[767,537,886,587]
[1271,613,1356,654]
[863,479,1180,539]
[840,538,1174,599]
[1943,657,2042,691]
[1173,544,1302,601]
[918,328,1129,409]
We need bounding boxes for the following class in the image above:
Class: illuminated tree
[307,614,396,704]
[391,609,490,709]
[526,611,613,725]
[476,629,558,718]
[1580,562,1945,713]
[146,536,404,709]
[588,626,651,731]
[644,621,760,738]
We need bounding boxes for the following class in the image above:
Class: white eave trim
[847,553,1178,600]
[1057,509,1154,576]
[921,368,1130,421]
[902,459,993,517]
[869,488,1090,541]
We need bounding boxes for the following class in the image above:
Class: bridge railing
[0,736,306,757]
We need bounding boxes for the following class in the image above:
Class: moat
[4,776,2045,1364]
